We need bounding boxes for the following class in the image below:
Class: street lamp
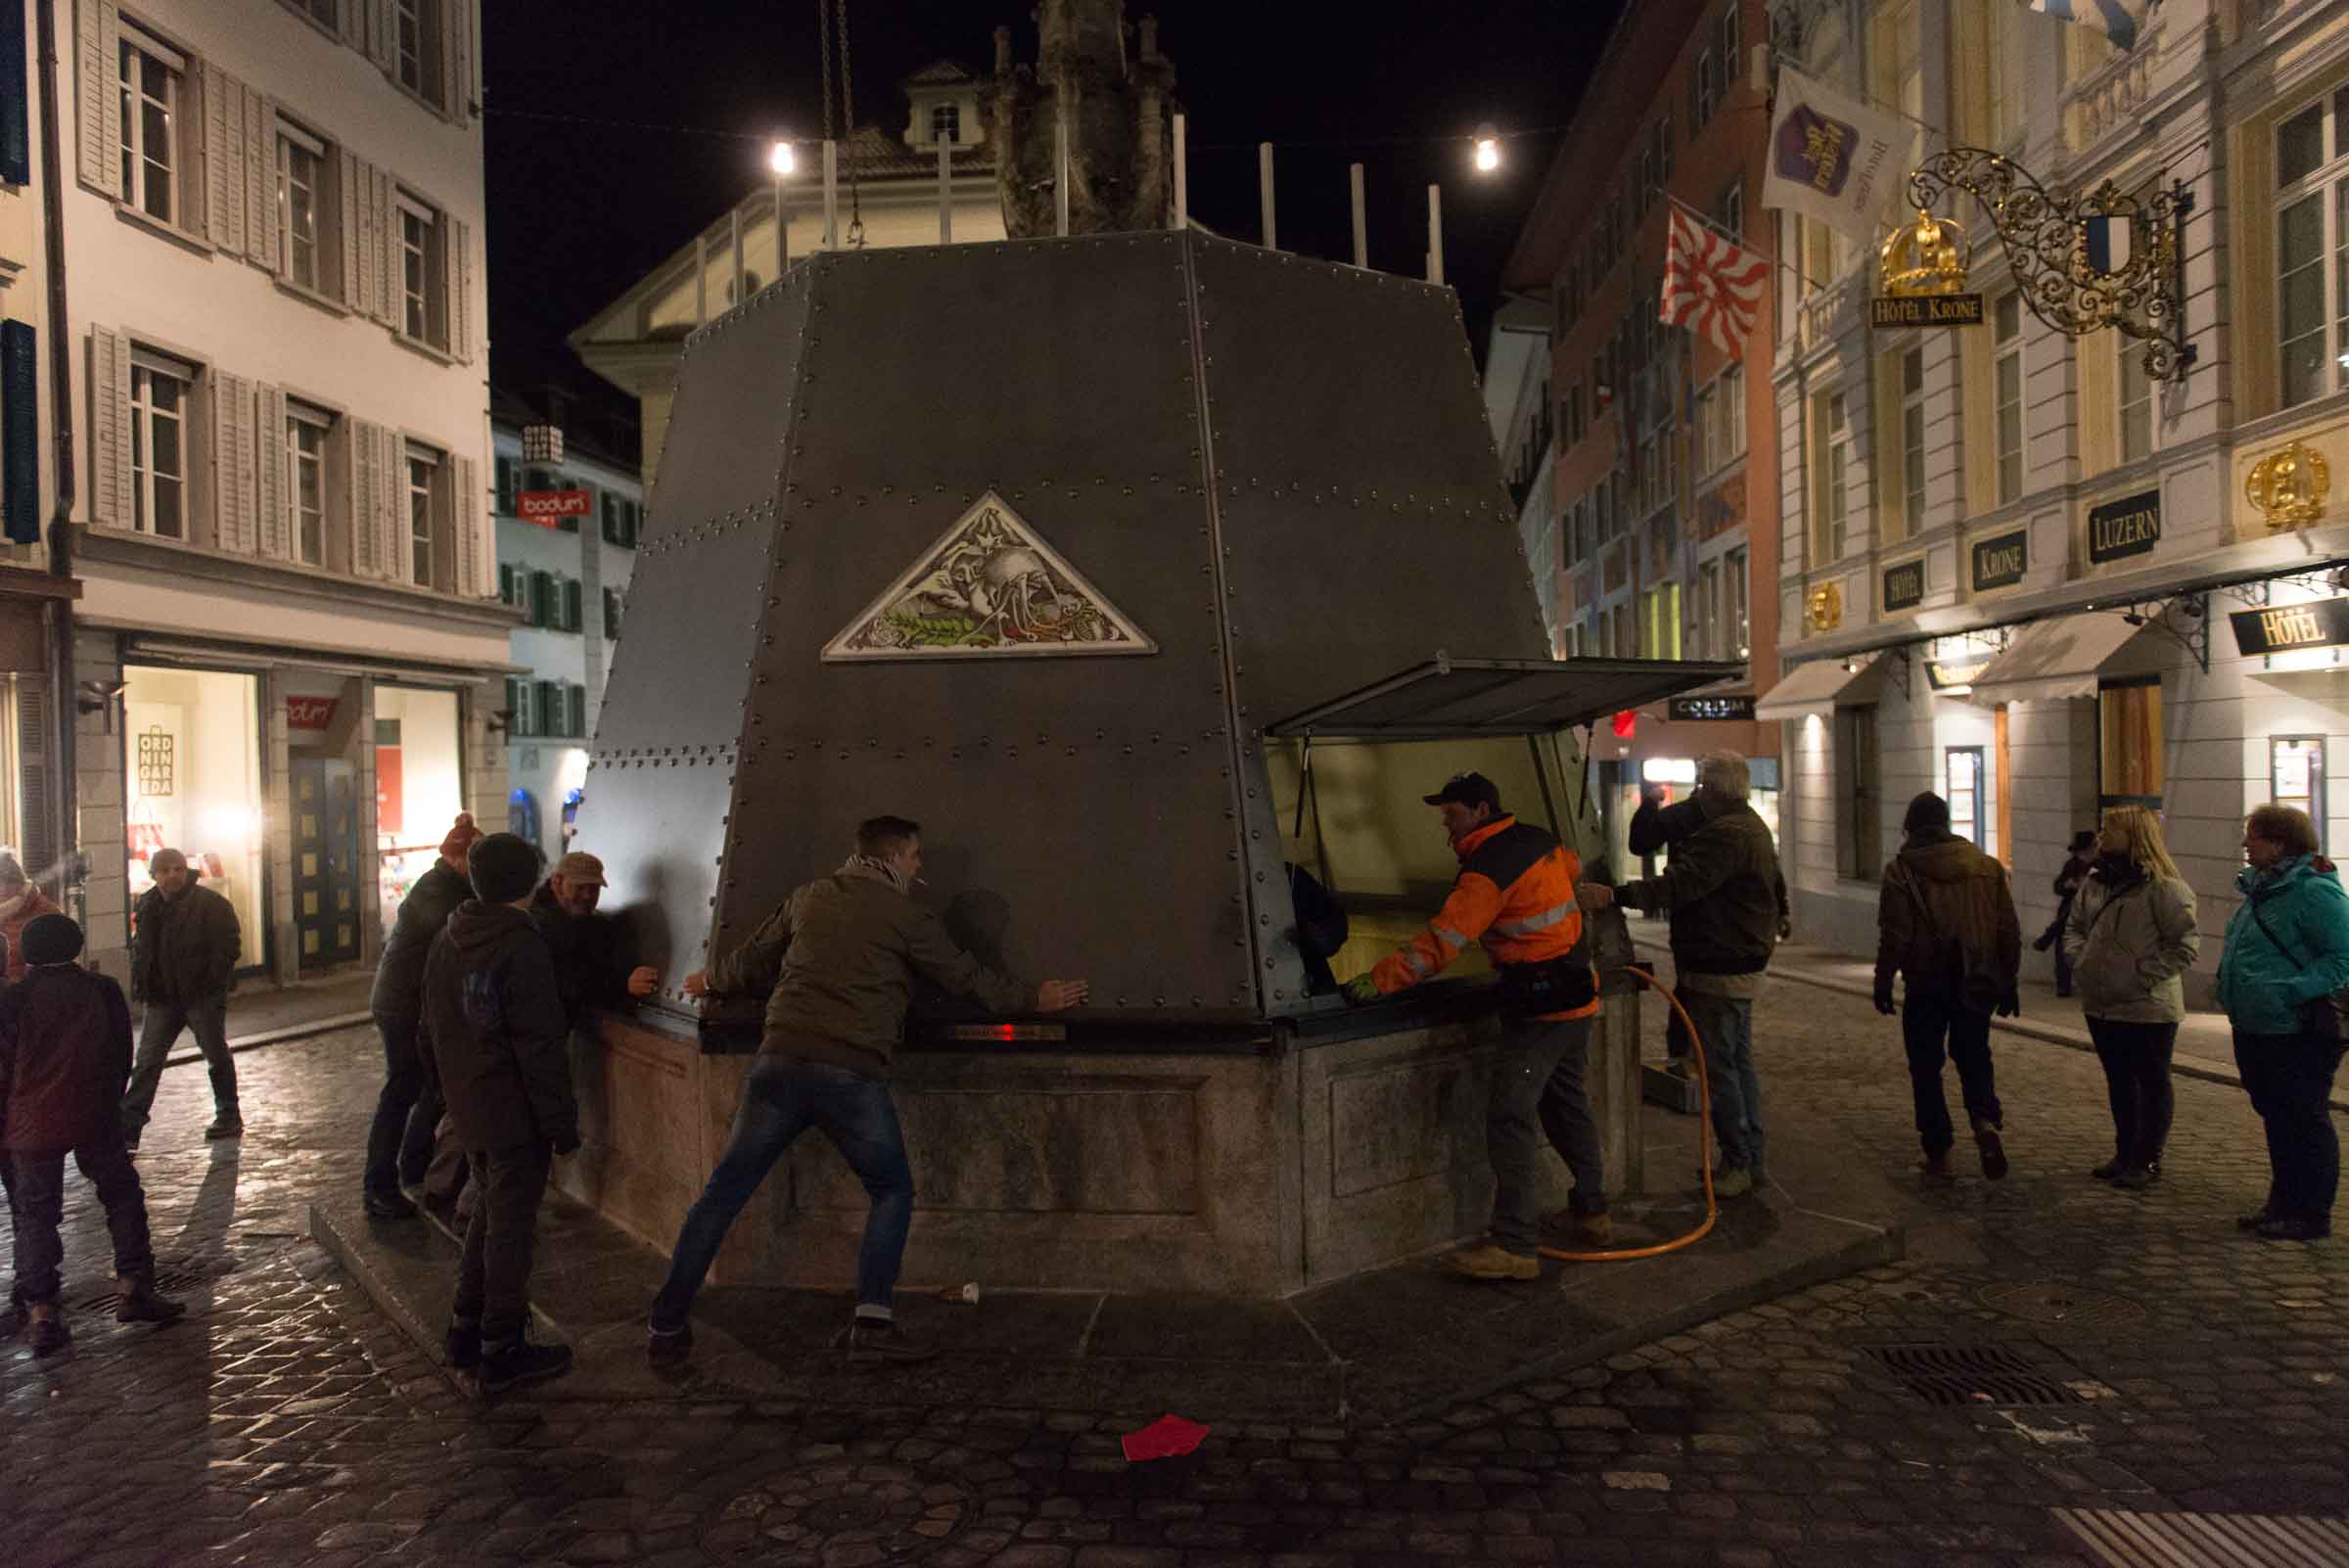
[768,140,796,176]
[769,139,795,276]
[1472,123,1500,174]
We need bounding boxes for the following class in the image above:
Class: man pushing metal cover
[1342,772,1611,1278]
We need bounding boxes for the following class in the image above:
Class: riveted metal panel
[574,752,737,997]
[716,236,1255,1015]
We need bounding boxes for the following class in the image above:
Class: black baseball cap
[1422,771,1503,811]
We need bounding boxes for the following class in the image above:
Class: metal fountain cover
[584,230,1681,1024]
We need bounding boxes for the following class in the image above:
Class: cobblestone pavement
[6,986,2346,1568]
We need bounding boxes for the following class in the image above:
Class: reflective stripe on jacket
[1369,815,1599,1021]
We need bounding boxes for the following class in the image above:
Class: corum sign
[518,489,593,528]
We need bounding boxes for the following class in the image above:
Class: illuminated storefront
[374,685,468,932]
[122,667,266,966]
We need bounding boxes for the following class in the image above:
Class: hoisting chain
[838,0,865,247]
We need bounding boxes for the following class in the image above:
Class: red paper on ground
[1121,1413,1211,1462]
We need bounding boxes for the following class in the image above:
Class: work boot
[363,1187,420,1221]
[1541,1209,1614,1248]
[1705,1165,1755,1199]
[2091,1157,2125,1180]
[1442,1242,1542,1281]
[2255,1216,2331,1243]
[2110,1163,2158,1191]
[1917,1150,1958,1187]
[26,1303,69,1358]
[646,1320,694,1368]
[834,1318,939,1363]
[444,1318,482,1370]
[1970,1118,2008,1181]
[479,1330,573,1393]
[115,1275,186,1325]
[204,1114,244,1142]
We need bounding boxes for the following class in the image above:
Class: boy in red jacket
[1,914,185,1356]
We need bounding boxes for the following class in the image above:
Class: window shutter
[502,674,517,727]
[340,149,367,310]
[497,563,513,602]
[255,387,290,560]
[350,418,382,576]
[563,577,581,632]
[339,0,367,51]
[530,570,551,627]
[442,0,472,121]
[201,68,244,254]
[494,455,514,513]
[1,322,34,545]
[569,684,586,739]
[209,371,254,554]
[16,676,52,880]
[245,91,276,267]
[76,3,121,195]
[392,433,414,581]
[366,0,395,70]
[535,679,557,735]
[86,328,129,528]
[603,587,620,640]
[372,167,398,328]
[449,216,474,361]
[0,0,25,187]
[453,452,481,597]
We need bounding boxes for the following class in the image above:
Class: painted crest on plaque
[822,491,1156,661]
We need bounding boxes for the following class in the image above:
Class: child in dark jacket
[418,834,578,1394]
[1,914,185,1356]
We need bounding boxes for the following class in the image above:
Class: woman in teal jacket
[2214,805,2349,1241]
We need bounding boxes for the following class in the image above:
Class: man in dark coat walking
[362,814,482,1218]
[417,833,578,1394]
[3,914,185,1356]
[119,849,244,1147]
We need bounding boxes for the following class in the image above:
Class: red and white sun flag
[1660,206,1772,358]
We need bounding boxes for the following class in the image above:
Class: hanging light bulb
[769,140,797,176]
[1473,124,1501,174]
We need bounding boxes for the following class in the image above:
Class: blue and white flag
[2082,214,2134,274]
[2028,0,2152,51]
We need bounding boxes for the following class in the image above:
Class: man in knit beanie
[2,913,185,1356]
[416,833,577,1393]
[362,813,484,1218]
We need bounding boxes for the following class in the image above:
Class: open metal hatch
[1266,655,1748,740]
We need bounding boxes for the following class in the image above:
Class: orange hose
[1535,964,1719,1263]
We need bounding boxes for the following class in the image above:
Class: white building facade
[488,405,640,863]
[46,0,508,985]
[1763,0,2349,1005]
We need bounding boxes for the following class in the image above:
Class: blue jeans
[1681,989,1764,1175]
[650,1056,913,1330]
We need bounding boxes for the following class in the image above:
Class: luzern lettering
[2087,488,2162,564]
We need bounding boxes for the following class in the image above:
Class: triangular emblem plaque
[821,491,1158,662]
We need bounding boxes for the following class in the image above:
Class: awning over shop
[1965,612,2147,707]
[1264,656,1743,740]
[1753,656,1892,721]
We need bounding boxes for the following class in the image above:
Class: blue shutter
[0,0,27,188]
[1,322,35,544]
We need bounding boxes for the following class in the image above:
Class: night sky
[480,1,1624,451]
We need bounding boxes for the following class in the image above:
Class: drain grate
[1978,1280,2147,1330]
[2056,1507,2349,1567]
[73,1251,236,1313]
[1864,1343,2085,1407]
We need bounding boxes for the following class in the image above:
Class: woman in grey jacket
[2062,806,2200,1189]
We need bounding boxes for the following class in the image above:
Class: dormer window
[931,103,961,145]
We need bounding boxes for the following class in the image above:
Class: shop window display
[375,685,465,931]
[123,668,265,959]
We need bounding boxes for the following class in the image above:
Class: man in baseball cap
[1422,771,1503,813]
[530,850,659,1033]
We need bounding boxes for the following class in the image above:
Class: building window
[1837,705,1881,881]
[298,0,338,25]
[397,198,436,344]
[1947,746,1986,847]
[278,124,325,293]
[1817,389,1851,563]
[2097,677,2163,808]
[530,570,553,627]
[128,350,191,538]
[1695,559,1721,661]
[1994,292,2024,503]
[406,447,438,588]
[2274,736,2328,853]
[1901,346,1927,533]
[494,455,516,514]
[1726,545,1749,659]
[2274,89,2349,410]
[117,26,183,224]
[563,577,582,633]
[931,103,960,144]
[287,402,331,567]
[394,0,442,106]
[604,587,622,639]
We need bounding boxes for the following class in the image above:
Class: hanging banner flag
[2082,213,2133,274]
[2028,0,2151,51]
[1661,207,1773,358]
[1762,65,1912,246]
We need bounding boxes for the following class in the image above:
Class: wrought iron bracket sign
[1905,148,2193,381]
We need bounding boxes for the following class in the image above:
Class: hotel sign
[1972,529,2029,591]
[2232,597,2349,658]
[1882,558,1925,612]
[1869,293,1985,328]
[2088,487,2161,564]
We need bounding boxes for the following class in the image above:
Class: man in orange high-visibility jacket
[1342,771,1611,1278]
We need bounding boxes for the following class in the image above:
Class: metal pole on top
[1426,183,1444,285]
[822,139,839,251]
[1172,113,1188,231]
[1349,162,1367,268]
[1054,94,1071,237]
[1259,142,1276,251]
[938,136,952,243]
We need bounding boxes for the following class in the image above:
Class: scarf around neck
[839,853,911,895]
